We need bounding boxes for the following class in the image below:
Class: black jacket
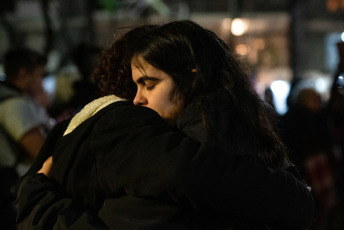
[16,100,314,230]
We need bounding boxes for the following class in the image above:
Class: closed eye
[137,76,160,90]
[146,84,156,90]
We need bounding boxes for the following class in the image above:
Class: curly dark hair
[94,25,159,99]
[93,20,288,168]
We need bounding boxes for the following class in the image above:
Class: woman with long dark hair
[128,20,287,168]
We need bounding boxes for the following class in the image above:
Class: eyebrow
[136,76,161,84]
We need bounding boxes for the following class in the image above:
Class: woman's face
[131,56,182,125]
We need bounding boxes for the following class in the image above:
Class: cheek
[146,94,170,117]
[158,100,180,119]
[147,97,164,115]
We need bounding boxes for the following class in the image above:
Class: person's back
[281,88,333,176]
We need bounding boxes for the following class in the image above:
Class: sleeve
[21,119,70,177]
[182,156,314,229]
[1,97,43,141]
[16,174,108,230]
[16,159,314,229]
[100,132,313,229]
[15,119,71,193]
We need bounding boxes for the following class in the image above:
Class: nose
[133,91,148,106]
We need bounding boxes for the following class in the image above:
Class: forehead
[131,56,162,80]
[131,55,149,70]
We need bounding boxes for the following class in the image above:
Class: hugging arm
[16,151,314,230]
[16,174,110,230]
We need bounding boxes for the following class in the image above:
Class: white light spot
[270,80,291,115]
[231,18,248,36]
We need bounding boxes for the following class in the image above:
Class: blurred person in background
[326,42,344,230]
[280,87,335,230]
[69,42,100,113]
[0,47,50,229]
[48,43,101,122]
[328,42,344,159]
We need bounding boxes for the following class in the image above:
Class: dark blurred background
[1,0,343,115]
[1,1,344,229]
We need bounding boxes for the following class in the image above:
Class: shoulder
[0,95,42,122]
[0,97,44,140]
[105,101,160,117]
[98,101,165,127]
[0,83,21,101]
[1,95,38,114]
[61,100,169,140]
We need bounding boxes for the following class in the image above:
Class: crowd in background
[266,42,344,230]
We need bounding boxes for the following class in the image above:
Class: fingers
[37,156,53,177]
